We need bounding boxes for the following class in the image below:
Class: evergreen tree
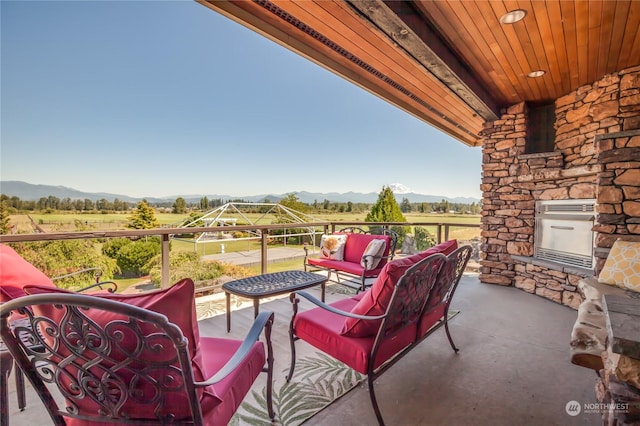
[128,200,160,229]
[365,186,407,223]
[200,196,209,210]
[279,193,308,212]
[365,186,409,245]
[0,201,11,234]
[400,197,412,213]
[173,197,187,214]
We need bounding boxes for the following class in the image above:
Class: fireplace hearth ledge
[511,255,594,278]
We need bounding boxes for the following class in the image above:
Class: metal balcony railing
[0,221,480,288]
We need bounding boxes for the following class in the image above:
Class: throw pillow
[341,239,458,337]
[599,240,640,293]
[0,243,55,302]
[360,239,387,270]
[319,234,348,260]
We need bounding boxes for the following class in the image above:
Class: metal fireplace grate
[534,199,596,270]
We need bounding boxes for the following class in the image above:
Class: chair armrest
[291,291,385,321]
[76,281,118,293]
[195,310,274,386]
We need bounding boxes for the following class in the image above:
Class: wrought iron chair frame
[0,293,274,425]
[4,268,118,419]
[51,267,118,293]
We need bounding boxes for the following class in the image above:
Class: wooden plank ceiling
[198,0,640,147]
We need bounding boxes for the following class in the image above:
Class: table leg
[1,352,13,426]
[226,292,231,333]
[321,282,326,302]
[253,299,259,319]
[15,363,25,411]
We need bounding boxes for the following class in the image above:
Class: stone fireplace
[479,65,640,309]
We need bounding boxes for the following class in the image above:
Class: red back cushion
[0,244,55,302]
[342,233,392,264]
[24,278,213,420]
[340,240,458,337]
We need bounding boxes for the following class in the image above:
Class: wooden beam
[347,0,500,120]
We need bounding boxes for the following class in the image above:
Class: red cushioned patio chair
[288,245,472,426]
[0,278,275,425]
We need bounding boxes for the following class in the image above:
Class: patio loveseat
[288,240,469,425]
[304,227,398,292]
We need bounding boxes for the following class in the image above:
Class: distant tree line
[1,193,481,216]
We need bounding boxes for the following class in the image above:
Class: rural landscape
[0,184,481,294]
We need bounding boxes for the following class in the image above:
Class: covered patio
[5,272,601,425]
[2,0,639,424]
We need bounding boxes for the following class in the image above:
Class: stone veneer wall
[479,65,640,309]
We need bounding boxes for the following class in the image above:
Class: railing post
[261,228,268,274]
[437,224,443,244]
[444,224,450,242]
[161,234,170,289]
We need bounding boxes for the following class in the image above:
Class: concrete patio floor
[4,273,602,425]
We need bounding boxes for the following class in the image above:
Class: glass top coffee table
[222,270,327,332]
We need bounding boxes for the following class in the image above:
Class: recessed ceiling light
[500,9,527,24]
[527,70,546,78]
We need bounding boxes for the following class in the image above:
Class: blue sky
[1,0,482,200]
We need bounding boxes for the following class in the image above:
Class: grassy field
[11,210,481,244]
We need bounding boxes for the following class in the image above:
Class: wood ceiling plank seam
[574,0,590,87]
[278,0,484,136]
[530,1,564,99]
[413,1,510,108]
[559,0,580,91]
[516,0,557,101]
[626,23,640,72]
[597,2,616,81]
[280,0,478,126]
[416,1,505,97]
[448,1,524,99]
[545,0,571,96]
[488,0,546,102]
[616,3,640,68]
[369,0,499,120]
[482,0,544,101]
[434,1,520,107]
[587,0,603,83]
[607,1,631,73]
[596,1,617,78]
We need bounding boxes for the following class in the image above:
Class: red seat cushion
[340,240,458,337]
[0,243,55,302]
[306,257,384,278]
[24,278,217,422]
[293,296,416,374]
[199,337,266,425]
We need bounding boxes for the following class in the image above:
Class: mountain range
[0,181,480,205]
